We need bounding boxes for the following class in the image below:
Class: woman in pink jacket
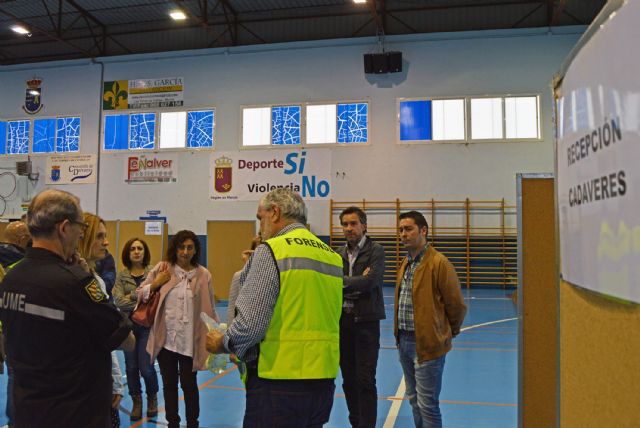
[138,230,218,428]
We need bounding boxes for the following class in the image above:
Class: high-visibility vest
[259,227,343,379]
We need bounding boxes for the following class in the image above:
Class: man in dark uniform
[337,206,386,428]
[0,189,134,428]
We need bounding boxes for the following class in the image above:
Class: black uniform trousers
[339,313,381,428]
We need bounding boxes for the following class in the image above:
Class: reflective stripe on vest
[259,227,343,380]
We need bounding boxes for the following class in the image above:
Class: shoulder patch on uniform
[84,279,107,303]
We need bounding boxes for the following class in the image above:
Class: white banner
[46,154,97,184]
[128,77,184,109]
[125,154,178,184]
[210,149,332,201]
[556,0,640,302]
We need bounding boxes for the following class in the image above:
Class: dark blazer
[337,236,386,322]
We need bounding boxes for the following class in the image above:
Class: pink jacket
[139,262,219,371]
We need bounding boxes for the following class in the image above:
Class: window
[470,95,540,141]
[242,101,368,147]
[398,95,540,143]
[505,96,539,138]
[7,120,30,154]
[242,105,301,146]
[306,104,336,144]
[32,117,80,153]
[0,116,81,155]
[399,99,465,142]
[0,121,7,155]
[103,109,214,151]
[471,98,503,140]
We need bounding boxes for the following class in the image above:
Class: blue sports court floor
[0,288,517,427]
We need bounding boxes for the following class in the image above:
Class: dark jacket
[337,236,386,322]
[0,243,25,269]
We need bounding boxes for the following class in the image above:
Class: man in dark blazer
[337,206,386,428]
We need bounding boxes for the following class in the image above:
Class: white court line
[383,377,406,428]
[382,317,517,427]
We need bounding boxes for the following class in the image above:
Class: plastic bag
[201,312,229,374]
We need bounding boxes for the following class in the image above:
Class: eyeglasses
[69,220,89,231]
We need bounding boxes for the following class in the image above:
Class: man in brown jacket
[394,211,467,428]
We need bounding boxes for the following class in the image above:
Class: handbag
[130,290,160,328]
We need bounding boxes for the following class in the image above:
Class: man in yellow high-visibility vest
[207,188,343,427]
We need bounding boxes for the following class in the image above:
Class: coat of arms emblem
[214,156,233,193]
[23,78,43,114]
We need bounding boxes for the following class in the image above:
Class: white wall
[0,28,582,235]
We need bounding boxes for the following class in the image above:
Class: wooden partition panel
[105,220,168,272]
[517,174,557,427]
[560,282,640,427]
[207,221,255,301]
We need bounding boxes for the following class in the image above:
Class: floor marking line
[128,365,238,428]
[383,377,405,428]
[460,317,517,332]
[382,317,517,428]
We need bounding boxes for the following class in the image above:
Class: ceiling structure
[0,0,606,66]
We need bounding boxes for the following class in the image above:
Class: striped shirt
[223,223,304,362]
[397,244,428,331]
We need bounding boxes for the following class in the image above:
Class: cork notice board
[560,282,640,427]
[517,174,557,427]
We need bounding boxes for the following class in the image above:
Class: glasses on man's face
[69,219,89,232]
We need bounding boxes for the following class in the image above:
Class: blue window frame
[0,121,7,155]
[7,120,30,154]
[187,110,214,148]
[337,102,368,143]
[130,113,156,150]
[271,106,301,145]
[33,118,56,153]
[104,114,130,150]
[32,116,80,153]
[399,100,432,141]
[56,117,81,152]
[104,110,215,151]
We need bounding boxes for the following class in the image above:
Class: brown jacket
[394,246,467,363]
[141,262,219,371]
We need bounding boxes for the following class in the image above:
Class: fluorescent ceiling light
[11,25,30,35]
[353,0,367,3]
[169,10,187,20]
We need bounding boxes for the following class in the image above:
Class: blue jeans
[6,363,14,427]
[398,330,446,428]
[123,323,159,396]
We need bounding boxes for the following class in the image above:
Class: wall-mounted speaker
[363,51,402,74]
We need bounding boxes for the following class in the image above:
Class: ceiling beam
[64,0,132,54]
[368,0,385,35]
[0,6,96,58]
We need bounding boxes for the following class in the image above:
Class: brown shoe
[130,394,142,421]
[147,394,158,418]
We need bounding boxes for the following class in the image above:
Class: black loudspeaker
[363,53,374,73]
[387,51,402,72]
[363,52,403,74]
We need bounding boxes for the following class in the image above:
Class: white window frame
[396,94,542,145]
[468,94,541,143]
[240,100,370,149]
[101,106,216,153]
[396,96,467,145]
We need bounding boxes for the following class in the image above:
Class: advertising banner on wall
[210,149,332,201]
[125,154,178,184]
[556,1,640,302]
[103,77,184,110]
[46,154,97,184]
